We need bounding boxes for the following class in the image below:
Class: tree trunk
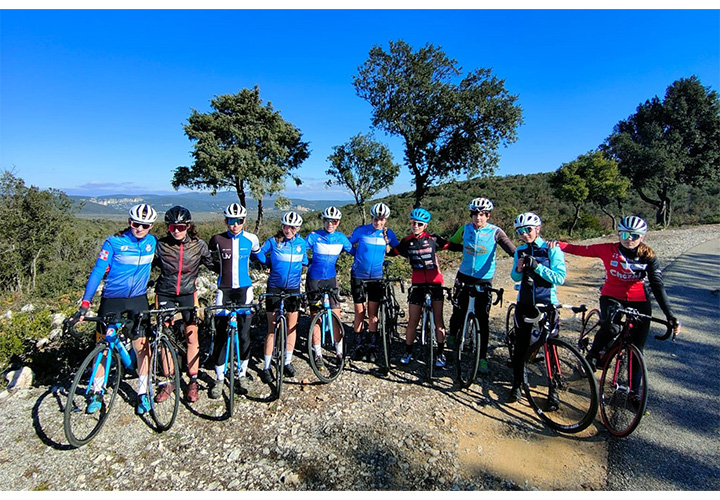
[31,248,41,291]
[600,206,617,232]
[569,205,581,237]
[413,172,427,209]
[255,198,264,233]
[636,187,664,226]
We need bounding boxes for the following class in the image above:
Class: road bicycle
[576,306,601,358]
[259,290,306,399]
[62,307,185,447]
[306,286,347,383]
[453,282,504,388]
[358,260,405,374]
[516,303,599,433]
[406,285,453,383]
[204,301,257,417]
[596,302,675,437]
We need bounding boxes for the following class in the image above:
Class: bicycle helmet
[409,207,431,223]
[617,216,648,235]
[164,205,192,225]
[281,211,303,227]
[322,206,342,220]
[128,204,157,224]
[469,197,494,212]
[513,212,542,229]
[223,203,247,219]
[370,202,391,218]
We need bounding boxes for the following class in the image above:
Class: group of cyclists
[73,197,681,415]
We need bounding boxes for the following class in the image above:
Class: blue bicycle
[306,287,346,383]
[63,307,186,447]
[204,302,257,417]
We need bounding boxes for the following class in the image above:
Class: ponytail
[636,242,655,260]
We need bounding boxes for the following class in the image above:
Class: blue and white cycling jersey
[349,224,399,279]
[305,230,352,280]
[256,235,308,289]
[82,231,157,302]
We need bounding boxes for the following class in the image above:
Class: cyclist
[509,212,566,403]
[255,211,308,383]
[207,203,261,398]
[552,215,681,372]
[305,207,352,368]
[153,205,214,403]
[447,197,516,375]
[73,204,158,415]
[392,208,461,367]
[348,202,400,363]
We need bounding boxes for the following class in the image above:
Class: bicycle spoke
[150,336,180,431]
[599,344,648,437]
[457,316,480,388]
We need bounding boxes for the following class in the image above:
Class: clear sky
[1,6,718,200]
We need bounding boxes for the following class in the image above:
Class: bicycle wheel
[578,308,601,357]
[599,343,648,437]
[272,317,286,399]
[64,344,123,447]
[524,338,598,434]
[425,312,435,382]
[308,311,346,383]
[149,336,180,431]
[378,303,392,373]
[226,330,239,417]
[456,315,481,388]
[505,303,516,364]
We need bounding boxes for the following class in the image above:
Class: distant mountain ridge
[70,191,352,220]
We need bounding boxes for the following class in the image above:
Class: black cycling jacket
[154,235,215,297]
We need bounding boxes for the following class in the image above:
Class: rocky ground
[2,224,718,491]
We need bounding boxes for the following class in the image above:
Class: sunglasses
[323,219,340,225]
[471,211,491,217]
[168,224,188,232]
[226,218,245,226]
[410,221,426,226]
[619,232,642,241]
[516,227,533,236]
[130,221,152,230]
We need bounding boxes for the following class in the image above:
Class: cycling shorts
[351,277,383,304]
[155,292,198,325]
[97,295,151,340]
[265,287,302,313]
[408,284,444,306]
[306,277,340,312]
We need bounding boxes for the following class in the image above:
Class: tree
[353,40,523,207]
[604,76,720,227]
[550,151,630,235]
[0,171,76,294]
[326,133,400,224]
[172,87,310,231]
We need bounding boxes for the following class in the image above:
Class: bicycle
[576,306,601,358]
[454,283,504,388]
[516,303,599,433]
[358,260,405,374]
[306,286,347,383]
[204,301,257,417]
[259,290,306,399]
[406,285,452,383]
[62,309,182,447]
[596,303,675,437]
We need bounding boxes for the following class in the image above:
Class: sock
[335,339,343,357]
[313,344,322,357]
[285,350,293,365]
[92,377,104,393]
[137,375,148,395]
[264,355,272,370]
[215,365,224,381]
[239,359,248,377]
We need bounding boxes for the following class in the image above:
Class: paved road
[607,238,720,490]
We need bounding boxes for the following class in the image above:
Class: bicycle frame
[82,318,136,398]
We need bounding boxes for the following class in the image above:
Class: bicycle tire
[456,315,481,388]
[379,303,391,374]
[64,344,123,447]
[272,317,286,399]
[149,335,180,431]
[523,337,598,434]
[425,311,435,383]
[578,308,601,357]
[308,310,346,383]
[599,343,648,437]
[505,303,516,364]
[227,330,237,417]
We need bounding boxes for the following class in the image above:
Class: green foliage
[604,76,720,227]
[0,307,53,371]
[326,133,401,224]
[173,87,310,232]
[353,40,523,207]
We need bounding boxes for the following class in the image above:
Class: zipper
[176,241,184,295]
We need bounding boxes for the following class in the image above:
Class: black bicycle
[306,286,347,383]
[596,302,675,437]
[453,283,503,388]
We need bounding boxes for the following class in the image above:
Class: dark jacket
[154,234,215,296]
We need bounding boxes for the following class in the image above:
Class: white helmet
[281,211,303,227]
[128,204,157,224]
[370,202,391,218]
[617,216,648,235]
[469,197,494,212]
[322,206,342,220]
[223,203,247,218]
[514,212,542,229]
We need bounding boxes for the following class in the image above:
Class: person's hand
[669,317,681,337]
[523,255,538,272]
[516,256,525,273]
[547,240,560,249]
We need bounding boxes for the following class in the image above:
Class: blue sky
[1,7,718,200]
